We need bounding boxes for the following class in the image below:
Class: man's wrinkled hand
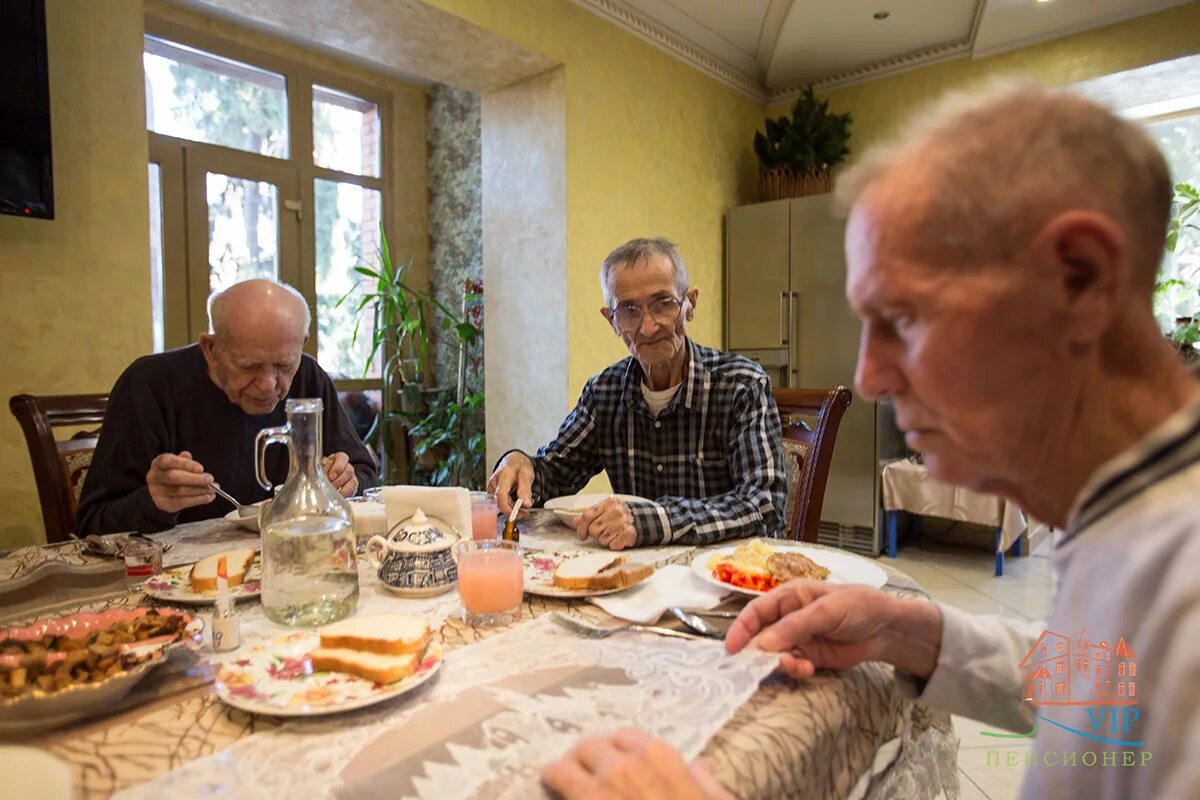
[541,727,734,800]
[486,451,534,516]
[146,450,215,514]
[574,497,636,550]
[324,452,358,497]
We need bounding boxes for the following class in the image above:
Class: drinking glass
[470,491,500,541]
[124,540,163,590]
[454,539,523,627]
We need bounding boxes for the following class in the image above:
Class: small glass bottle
[256,398,358,627]
[212,557,240,652]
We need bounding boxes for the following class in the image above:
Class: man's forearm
[879,596,944,680]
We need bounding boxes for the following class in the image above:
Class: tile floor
[889,527,1057,800]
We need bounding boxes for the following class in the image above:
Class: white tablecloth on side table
[881,458,1027,552]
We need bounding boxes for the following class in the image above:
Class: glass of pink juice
[454,540,523,627]
[469,491,499,540]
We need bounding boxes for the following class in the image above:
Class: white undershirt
[641,382,681,416]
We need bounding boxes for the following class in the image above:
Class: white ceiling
[575,0,1195,101]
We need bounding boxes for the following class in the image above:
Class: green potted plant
[1157,182,1200,363]
[754,86,852,201]
[340,231,486,486]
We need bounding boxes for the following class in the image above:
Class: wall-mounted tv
[0,0,53,220]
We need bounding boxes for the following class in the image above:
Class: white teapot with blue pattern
[365,508,460,597]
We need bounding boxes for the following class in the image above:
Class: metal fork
[547,613,715,642]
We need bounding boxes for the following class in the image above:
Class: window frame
[143,16,395,396]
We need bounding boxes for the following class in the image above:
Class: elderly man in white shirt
[542,83,1200,800]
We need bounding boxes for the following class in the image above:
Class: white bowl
[543,493,649,525]
[223,500,268,532]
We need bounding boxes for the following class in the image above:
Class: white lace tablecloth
[114,616,778,800]
[5,517,959,800]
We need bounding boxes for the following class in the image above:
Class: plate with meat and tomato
[693,538,887,596]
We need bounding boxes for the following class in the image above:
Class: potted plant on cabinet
[754,86,852,201]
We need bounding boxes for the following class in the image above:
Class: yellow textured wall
[0,1,429,547]
[422,0,765,398]
[769,2,1200,154]
[0,1,151,548]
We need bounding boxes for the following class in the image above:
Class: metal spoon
[668,607,728,639]
[212,482,257,518]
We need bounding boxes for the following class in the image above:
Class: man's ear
[684,287,700,321]
[600,306,618,332]
[198,332,217,363]
[1034,211,1128,345]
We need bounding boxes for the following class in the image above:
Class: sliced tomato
[712,563,779,593]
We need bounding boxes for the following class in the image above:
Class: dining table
[0,510,959,800]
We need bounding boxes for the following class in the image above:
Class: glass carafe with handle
[255,398,358,626]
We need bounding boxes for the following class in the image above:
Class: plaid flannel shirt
[526,339,787,546]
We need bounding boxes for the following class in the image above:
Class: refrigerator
[724,196,900,555]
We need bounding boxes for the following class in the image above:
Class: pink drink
[470,499,499,541]
[457,548,523,615]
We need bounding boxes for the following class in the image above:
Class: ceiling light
[1037,0,1052,3]
[873,11,890,20]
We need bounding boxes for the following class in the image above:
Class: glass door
[183,143,302,342]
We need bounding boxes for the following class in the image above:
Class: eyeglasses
[610,295,685,333]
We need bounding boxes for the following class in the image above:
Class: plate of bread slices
[695,539,887,596]
[524,551,655,598]
[214,613,441,717]
[143,548,261,605]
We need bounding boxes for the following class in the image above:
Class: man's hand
[146,451,215,514]
[323,452,358,497]
[541,727,734,800]
[725,582,943,680]
[486,451,534,516]
[574,497,637,550]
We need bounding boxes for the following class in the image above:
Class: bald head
[207,279,311,343]
[200,280,311,415]
[836,81,1173,291]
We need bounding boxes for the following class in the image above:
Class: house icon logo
[982,628,1144,748]
[1020,628,1137,707]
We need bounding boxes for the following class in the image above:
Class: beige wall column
[482,68,568,468]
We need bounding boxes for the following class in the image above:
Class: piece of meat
[767,552,830,582]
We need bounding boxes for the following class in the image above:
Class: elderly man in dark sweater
[76,280,378,535]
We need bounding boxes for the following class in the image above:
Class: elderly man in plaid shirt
[487,238,787,550]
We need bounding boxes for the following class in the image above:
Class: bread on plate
[553,553,654,591]
[309,613,432,684]
[189,548,256,592]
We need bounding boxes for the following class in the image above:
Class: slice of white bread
[553,554,655,591]
[317,613,432,656]
[189,548,256,593]
[309,647,422,685]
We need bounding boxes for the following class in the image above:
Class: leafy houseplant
[1157,182,1200,363]
[754,87,852,201]
[341,231,486,487]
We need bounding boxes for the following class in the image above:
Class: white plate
[522,550,640,598]
[0,747,73,799]
[143,559,262,605]
[214,630,442,717]
[224,501,267,532]
[544,494,649,525]
[692,543,888,596]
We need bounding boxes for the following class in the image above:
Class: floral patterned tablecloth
[2,516,958,800]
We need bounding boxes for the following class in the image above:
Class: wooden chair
[774,386,853,543]
[9,393,109,543]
